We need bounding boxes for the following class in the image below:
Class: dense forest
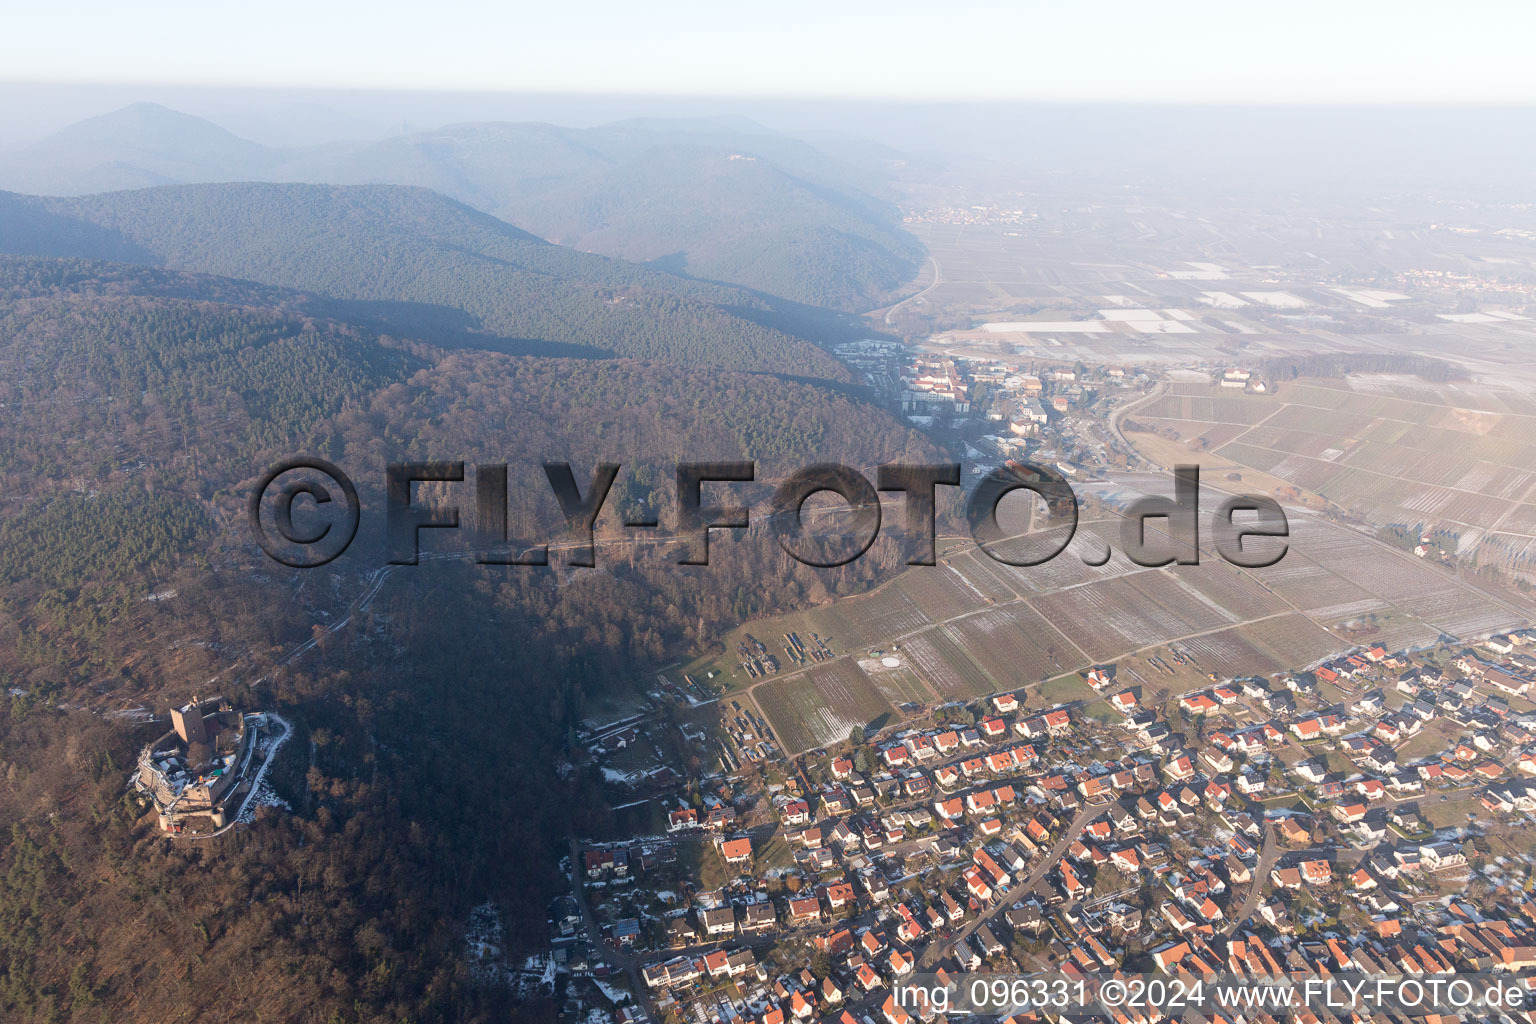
[487,143,923,311]
[0,184,858,376]
[0,252,937,1023]
[0,105,925,312]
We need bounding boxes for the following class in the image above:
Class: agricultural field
[1136,391,1278,425]
[1176,561,1292,622]
[1031,569,1239,663]
[982,521,1148,597]
[947,548,1022,602]
[1129,378,1536,558]
[899,626,998,700]
[1255,553,1379,614]
[814,586,931,649]
[895,563,992,621]
[856,657,938,706]
[754,658,895,754]
[943,604,1085,689]
[694,459,1535,756]
[1228,611,1346,668]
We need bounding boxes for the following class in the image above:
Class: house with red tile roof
[1300,859,1331,885]
[1290,717,1324,741]
[1181,693,1219,715]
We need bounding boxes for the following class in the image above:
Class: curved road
[884,256,942,326]
[1106,381,1167,466]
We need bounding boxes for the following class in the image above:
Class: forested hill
[0,254,938,1023]
[0,183,856,377]
[289,123,924,310]
[492,143,922,312]
[0,104,925,310]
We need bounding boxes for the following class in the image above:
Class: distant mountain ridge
[0,103,283,192]
[0,103,924,310]
[0,182,855,377]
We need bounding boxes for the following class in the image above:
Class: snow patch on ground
[463,901,558,996]
[234,713,293,825]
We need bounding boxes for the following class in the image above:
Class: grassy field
[1396,729,1452,762]
[1039,672,1097,707]
[754,833,795,873]
[1424,796,1481,830]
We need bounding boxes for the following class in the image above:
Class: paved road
[919,799,1102,967]
[883,257,942,326]
[1223,825,1279,934]
[1106,381,1167,467]
[568,837,657,1019]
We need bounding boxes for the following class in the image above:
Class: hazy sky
[6,0,1536,103]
